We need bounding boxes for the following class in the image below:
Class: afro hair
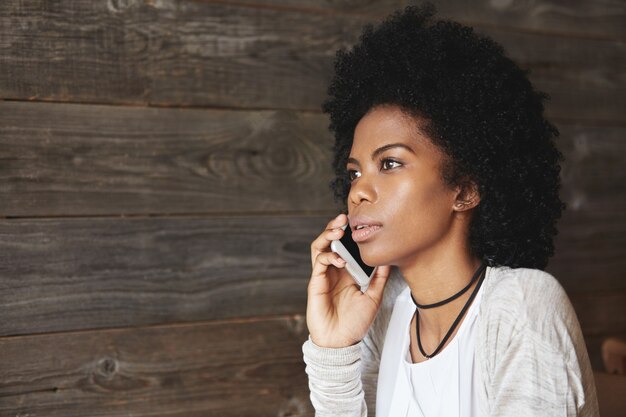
[322,2,566,270]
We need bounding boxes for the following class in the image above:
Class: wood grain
[0,1,622,414]
[557,125,626,212]
[0,101,338,216]
[0,215,330,337]
[0,213,622,338]
[475,27,626,124]
[0,314,313,416]
[218,0,626,40]
[0,314,618,415]
[431,0,626,40]
[570,292,626,337]
[219,0,403,15]
[0,0,366,108]
[546,124,626,292]
[0,1,623,123]
[1,102,623,219]
[548,207,626,293]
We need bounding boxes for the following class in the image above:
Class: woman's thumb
[365,265,391,301]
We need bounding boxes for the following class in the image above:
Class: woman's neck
[398,239,483,341]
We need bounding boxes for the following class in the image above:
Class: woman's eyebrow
[347,143,416,165]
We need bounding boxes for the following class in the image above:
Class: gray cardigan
[302,265,599,416]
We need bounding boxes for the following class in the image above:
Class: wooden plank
[224,0,403,15]
[0,213,623,337]
[431,0,626,41]
[0,215,330,337]
[0,315,313,416]
[0,0,367,108]
[549,207,626,294]
[0,101,338,217]
[556,125,626,212]
[223,0,626,40]
[546,124,626,293]
[1,102,624,220]
[473,27,626,124]
[570,292,626,337]
[0,298,616,416]
[0,1,623,123]
[0,299,615,416]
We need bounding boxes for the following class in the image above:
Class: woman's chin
[360,250,390,268]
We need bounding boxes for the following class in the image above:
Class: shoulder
[481,266,575,322]
[478,265,585,362]
[477,266,599,415]
[483,267,569,314]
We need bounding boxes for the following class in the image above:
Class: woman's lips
[352,225,382,243]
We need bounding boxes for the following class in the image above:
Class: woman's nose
[348,175,376,206]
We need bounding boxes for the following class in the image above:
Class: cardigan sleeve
[301,299,390,417]
[301,268,406,416]
[301,335,368,417]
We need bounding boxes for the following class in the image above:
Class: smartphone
[330,224,376,290]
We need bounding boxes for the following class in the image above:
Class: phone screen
[340,226,375,277]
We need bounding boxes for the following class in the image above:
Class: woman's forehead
[351,106,437,155]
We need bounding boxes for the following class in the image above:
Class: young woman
[302,4,599,417]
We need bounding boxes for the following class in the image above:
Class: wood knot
[278,397,306,416]
[96,357,118,378]
[107,0,141,12]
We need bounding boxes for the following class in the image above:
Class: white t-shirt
[378,282,484,417]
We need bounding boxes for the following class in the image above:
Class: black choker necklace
[410,261,488,359]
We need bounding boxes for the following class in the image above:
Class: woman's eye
[381,159,401,170]
[347,160,400,181]
[347,169,361,181]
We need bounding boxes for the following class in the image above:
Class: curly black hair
[322,2,566,270]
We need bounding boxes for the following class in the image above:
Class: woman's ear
[453,180,480,212]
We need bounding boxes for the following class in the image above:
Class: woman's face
[346,105,460,268]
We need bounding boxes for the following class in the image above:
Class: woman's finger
[364,265,391,304]
[308,251,346,294]
[310,214,348,268]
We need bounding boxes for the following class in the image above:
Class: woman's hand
[306,213,391,348]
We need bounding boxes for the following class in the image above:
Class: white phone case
[330,224,376,290]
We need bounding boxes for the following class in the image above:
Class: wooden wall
[0,0,624,414]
